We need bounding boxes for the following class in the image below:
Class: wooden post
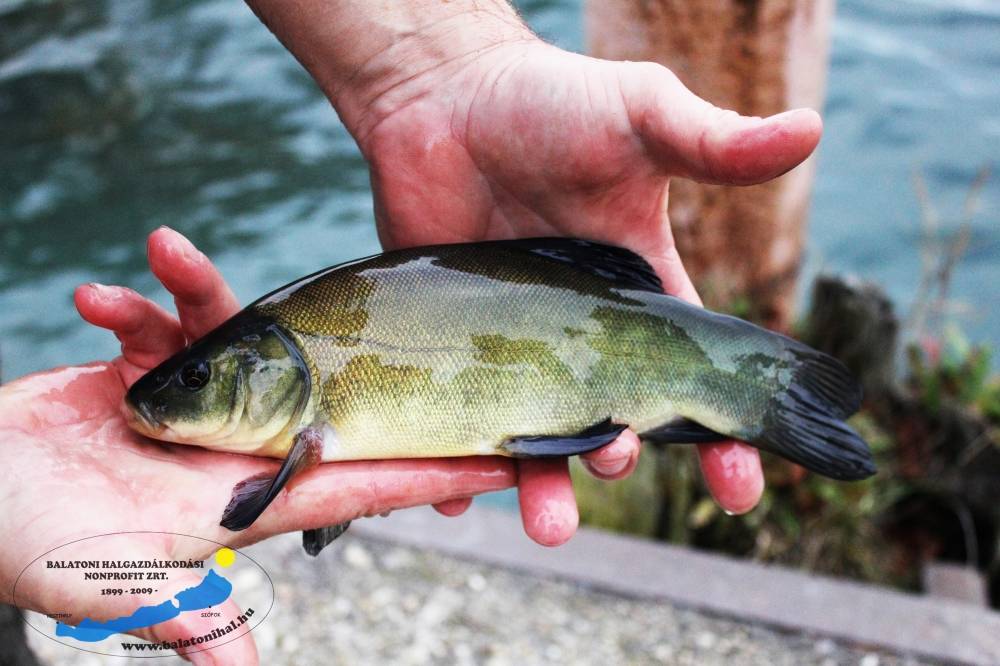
[587,0,834,330]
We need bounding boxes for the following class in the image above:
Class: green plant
[908,325,993,414]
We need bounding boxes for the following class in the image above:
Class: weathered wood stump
[802,274,999,606]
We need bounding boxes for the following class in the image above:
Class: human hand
[0,228,517,664]
[328,10,820,540]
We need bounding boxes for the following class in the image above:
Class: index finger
[146,227,241,341]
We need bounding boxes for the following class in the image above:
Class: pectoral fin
[499,418,627,457]
[220,427,322,531]
[302,522,352,557]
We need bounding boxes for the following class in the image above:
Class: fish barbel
[123,238,875,553]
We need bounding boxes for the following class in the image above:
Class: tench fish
[124,238,875,554]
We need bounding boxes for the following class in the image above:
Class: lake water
[1,0,998,382]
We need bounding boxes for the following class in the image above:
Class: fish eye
[178,360,211,391]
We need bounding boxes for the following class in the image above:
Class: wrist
[246,0,537,145]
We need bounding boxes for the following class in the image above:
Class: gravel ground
[27,532,938,666]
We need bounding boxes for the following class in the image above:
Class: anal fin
[499,418,627,457]
[303,522,352,557]
[220,427,322,531]
[639,417,727,444]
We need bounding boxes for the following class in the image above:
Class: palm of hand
[0,363,265,658]
[0,364,269,596]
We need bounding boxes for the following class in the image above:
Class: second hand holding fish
[227,0,829,545]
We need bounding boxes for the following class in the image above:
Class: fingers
[75,227,239,378]
[132,572,259,666]
[205,453,579,549]
[516,458,579,547]
[579,429,641,480]
[696,440,765,514]
[74,283,185,371]
[146,227,241,341]
[623,63,822,186]
[242,457,517,541]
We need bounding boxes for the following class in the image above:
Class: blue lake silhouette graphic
[55,570,232,642]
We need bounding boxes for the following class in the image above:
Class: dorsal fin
[497,238,664,294]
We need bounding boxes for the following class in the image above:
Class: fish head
[123,315,311,453]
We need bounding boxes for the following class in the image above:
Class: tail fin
[754,347,875,481]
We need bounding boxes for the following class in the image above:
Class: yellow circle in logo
[215,548,236,568]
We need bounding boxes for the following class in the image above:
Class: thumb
[130,571,260,665]
[621,62,822,185]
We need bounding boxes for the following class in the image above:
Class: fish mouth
[122,395,163,438]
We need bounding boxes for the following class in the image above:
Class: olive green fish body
[251,244,762,461]
[124,238,874,536]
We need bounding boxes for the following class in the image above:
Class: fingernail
[589,455,629,477]
[173,234,205,263]
[89,283,122,302]
[154,226,203,263]
[180,242,203,263]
